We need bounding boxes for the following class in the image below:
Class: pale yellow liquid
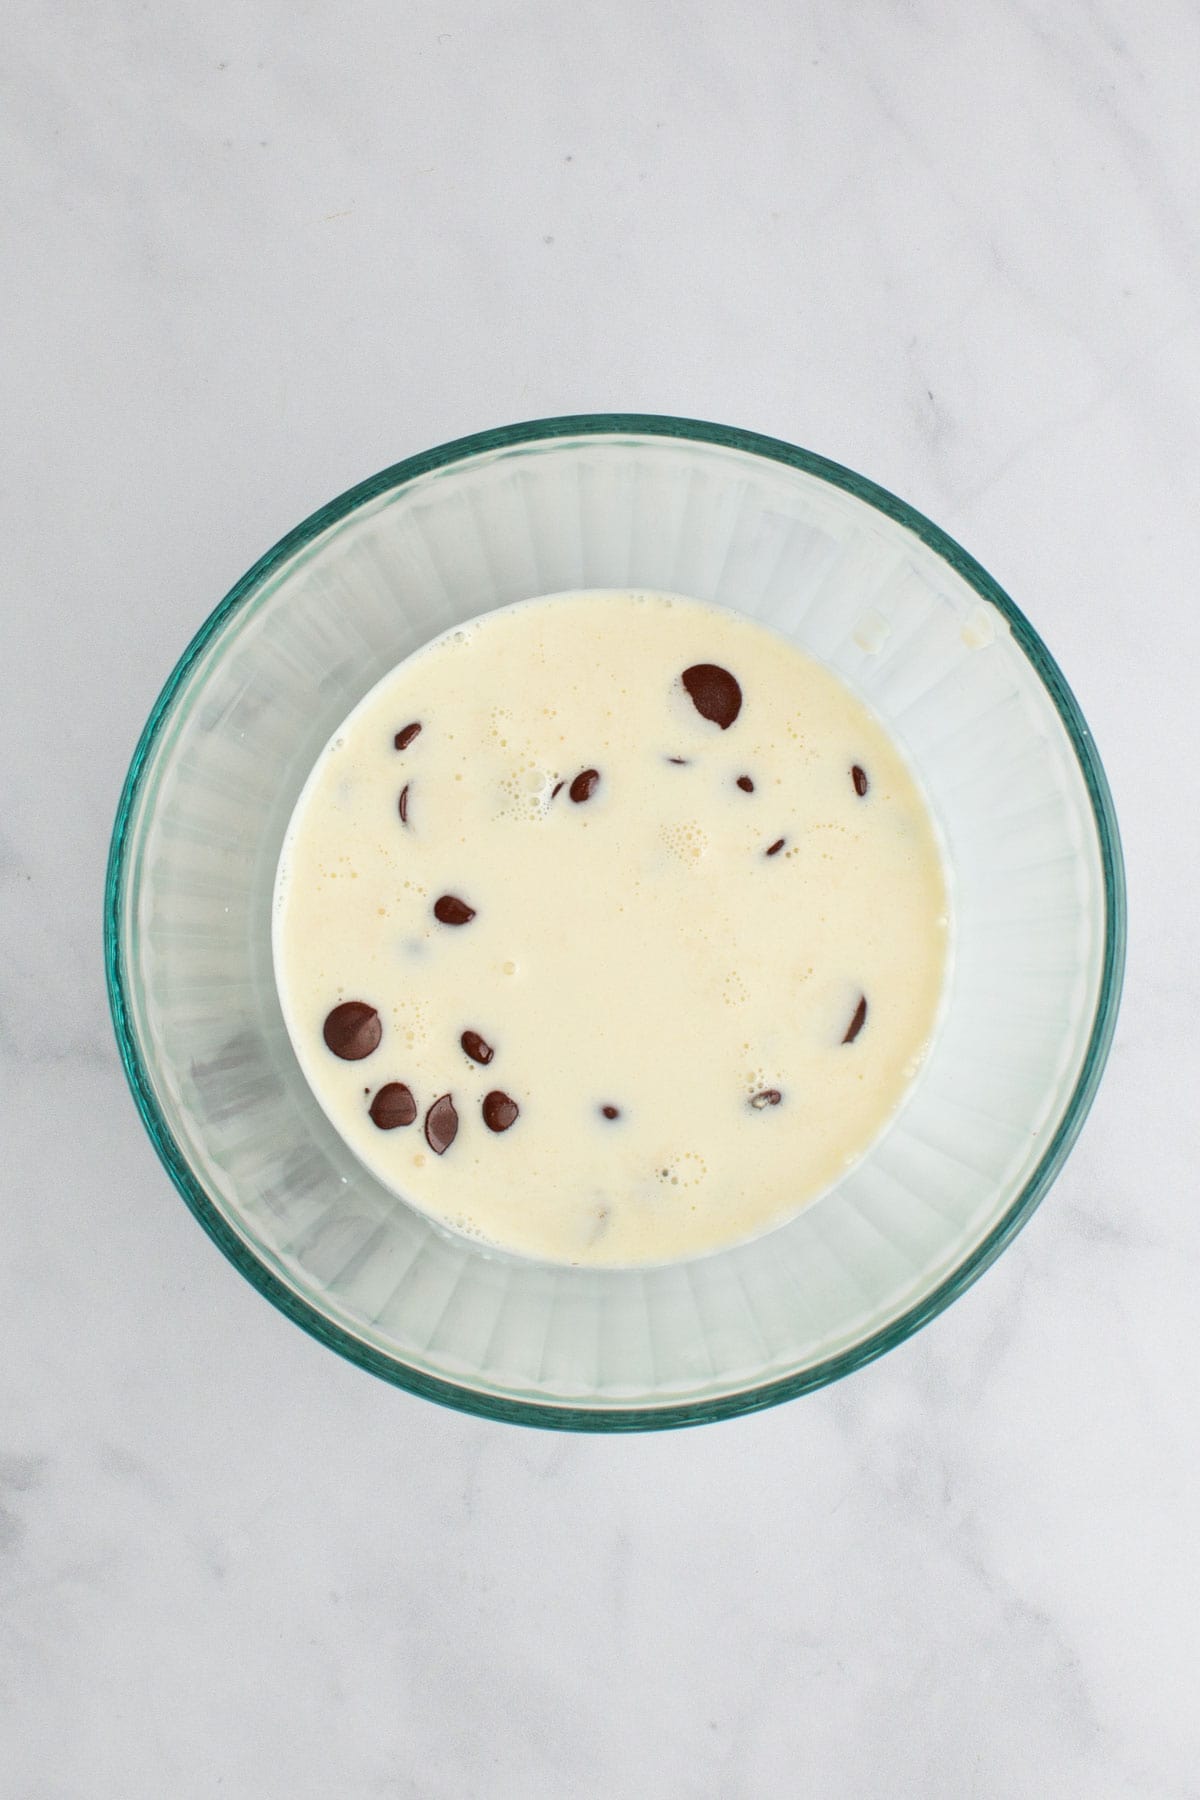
[273,592,949,1265]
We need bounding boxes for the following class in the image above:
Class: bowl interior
[109,422,1121,1425]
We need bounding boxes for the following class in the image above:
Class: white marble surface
[2,3,1194,1794]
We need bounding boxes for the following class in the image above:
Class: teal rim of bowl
[104,414,1127,1431]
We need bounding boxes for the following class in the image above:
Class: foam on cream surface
[273,591,949,1265]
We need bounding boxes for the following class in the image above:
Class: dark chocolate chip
[461,1029,494,1065]
[750,1088,782,1109]
[736,775,755,792]
[600,1104,620,1120]
[482,1090,519,1133]
[551,780,565,798]
[394,722,421,750]
[369,1082,417,1129]
[765,838,785,857]
[666,756,689,765]
[434,894,475,925]
[843,995,868,1044]
[569,768,601,803]
[682,663,742,730]
[322,1001,381,1061]
[398,783,410,824]
[852,764,869,797]
[424,1093,458,1154]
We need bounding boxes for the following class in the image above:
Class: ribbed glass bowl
[106,416,1124,1429]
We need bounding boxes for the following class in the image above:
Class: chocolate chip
[666,756,689,765]
[434,894,475,925]
[765,838,785,857]
[482,1090,519,1133]
[843,995,868,1044]
[569,768,600,803]
[398,783,410,824]
[682,663,742,730]
[600,1104,620,1120]
[424,1093,458,1154]
[551,780,565,798]
[736,775,755,792]
[852,764,869,797]
[750,1088,782,1109]
[394,722,421,750]
[369,1082,417,1129]
[322,1001,381,1061]
[461,1029,494,1065]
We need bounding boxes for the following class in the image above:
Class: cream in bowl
[273,590,949,1264]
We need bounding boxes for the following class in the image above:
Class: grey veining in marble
[2,3,1194,1795]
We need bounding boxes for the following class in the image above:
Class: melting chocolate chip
[600,1104,620,1120]
[434,894,475,925]
[482,1090,519,1133]
[736,774,754,793]
[682,663,742,730]
[394,722,421,750]
[369,1082,417,1129]
[569,768,601,803]
[398,783,410,824]
[750,1088,782,1109]
[461,1029,494,1065]
[852,764,869,797]
[424,1093,458,1154]
[322,1001,381,1061]
[843,995,868,1044]
[765,837,785,857]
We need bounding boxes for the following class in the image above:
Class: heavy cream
[273,591,949,1265]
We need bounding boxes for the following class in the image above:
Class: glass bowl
[105,416,1125,1429]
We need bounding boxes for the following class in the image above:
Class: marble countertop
[4,4,1193,1795]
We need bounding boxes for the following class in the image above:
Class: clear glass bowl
[105,417,1125,1429]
